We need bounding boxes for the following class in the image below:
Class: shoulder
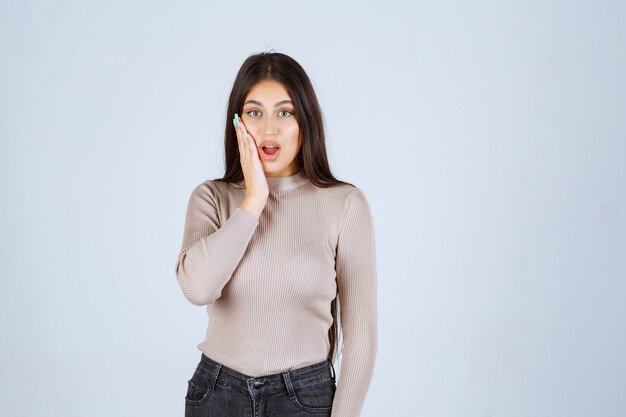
[324,183,371,211]
[329,185,374,235]
[187,179,229,206]
[344,187,372,216]
[313,182,373,224]
[313,181,363,202]
[188,179,216,201]
[188,178,245,211]
[194,176,242,195]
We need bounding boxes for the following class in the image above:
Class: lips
[259,140,281,156]
[262,147,279,155]
[259,140,281,149]
[258,141,281,160]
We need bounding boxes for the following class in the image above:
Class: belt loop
[329,360,336,383]
[282,370,297,399]
[209,362,222,391]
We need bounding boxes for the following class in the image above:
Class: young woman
[175,51,377,417]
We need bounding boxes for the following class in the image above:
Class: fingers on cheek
[240,134,247,157]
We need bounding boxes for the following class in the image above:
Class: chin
[263,166,284,175]
[263,162,296,176]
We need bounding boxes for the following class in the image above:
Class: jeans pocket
[291,377,336,413]
[185,369,214,406]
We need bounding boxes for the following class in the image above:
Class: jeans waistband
[197,353,336,396]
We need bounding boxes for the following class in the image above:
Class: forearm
[175,207,258,305]
[330,316,377,417]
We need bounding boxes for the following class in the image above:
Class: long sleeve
[175,182,259,306]
[331,189,378,417]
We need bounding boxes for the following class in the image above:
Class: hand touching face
[233,113,269,199]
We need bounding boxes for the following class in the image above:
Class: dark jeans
[184,353,337,417]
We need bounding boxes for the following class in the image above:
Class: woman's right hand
[233,113,268,217]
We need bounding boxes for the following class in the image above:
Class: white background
[1,1,625,416]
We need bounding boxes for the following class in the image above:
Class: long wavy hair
[214,51,354,368]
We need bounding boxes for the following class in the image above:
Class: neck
[265,169,309,191]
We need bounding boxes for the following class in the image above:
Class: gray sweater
[175,169,377,417]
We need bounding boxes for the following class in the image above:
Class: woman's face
[241,79,301,177]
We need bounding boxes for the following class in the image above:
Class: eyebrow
[243,99,293,107]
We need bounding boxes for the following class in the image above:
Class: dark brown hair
[214,51,354,367]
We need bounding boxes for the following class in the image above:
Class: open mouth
[261,146,280,155]
[260,145,280,160]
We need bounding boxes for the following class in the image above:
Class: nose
[262,118,278,136]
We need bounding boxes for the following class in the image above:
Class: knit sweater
[175,169,377,417]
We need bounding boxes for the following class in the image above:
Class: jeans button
[253,381,263,389]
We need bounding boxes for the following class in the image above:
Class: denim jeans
[184,353,337,417]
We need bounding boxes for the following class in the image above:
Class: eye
[279,110,294,117]
[246,110,261,117]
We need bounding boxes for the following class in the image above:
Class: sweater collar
[266,170,309,191]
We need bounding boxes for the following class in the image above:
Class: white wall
[1,1,624,416]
